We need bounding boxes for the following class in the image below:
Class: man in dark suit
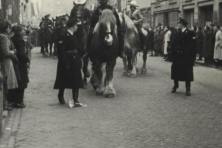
[171,18,196,96]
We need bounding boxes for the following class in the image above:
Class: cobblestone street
[8,48,222,148]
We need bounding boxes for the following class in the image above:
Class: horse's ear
[73,1,76,6]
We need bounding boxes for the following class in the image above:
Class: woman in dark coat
[203,26,215,64]
[11,26,30,108]
[171,18,196,96]
[196,27,203,60]
[54,18,86,108]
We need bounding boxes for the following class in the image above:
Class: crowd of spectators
[144,23,222,66]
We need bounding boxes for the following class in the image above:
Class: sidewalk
[0,109,22,148]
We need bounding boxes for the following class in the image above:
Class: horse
[39,20,54,56]
[89,9,119,98]
[70,1,91,88]
[120,14,149,77]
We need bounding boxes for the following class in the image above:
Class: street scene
[0,0,222,148]
[3,48,222,148]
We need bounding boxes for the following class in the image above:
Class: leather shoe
[171,87,178,93]
[58,96,65,105]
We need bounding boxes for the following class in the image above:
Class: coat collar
[67,29,74,36]
[182,27,187,33]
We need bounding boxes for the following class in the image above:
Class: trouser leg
[174,80,179,88]
[185,81,191,96]
[17,89,25,104]
[58,88,65,104]
[72,89,79,103]
[7,89,17,105]
[186,81,191,91]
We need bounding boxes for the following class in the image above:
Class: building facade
[0,0,40,26]
[1,0,20,23]
[151,0,222,27]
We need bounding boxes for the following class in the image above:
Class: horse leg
[141,50,148,74]
[44,43,48,56]
[41,44,44,54]
[82,55,90,88]
[130,50,137,77]
[50,42,53,55]
[91,60,103,95]
[104,59,116,98]
[122,52,128,76]
[83,55,90,78]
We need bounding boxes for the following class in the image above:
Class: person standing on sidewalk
[54,17,86,108]
[0,20,18,110]
[213,26,222,64]
[11,25,30,108]
[171,18,196,96]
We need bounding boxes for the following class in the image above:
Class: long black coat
[203,29,215,59]
[146,30,154,51]
[54,30,84,89]
[196,30,203,56]
[11,35,30,89]
[171,28,196,82]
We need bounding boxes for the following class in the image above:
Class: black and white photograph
[0,0,222,147]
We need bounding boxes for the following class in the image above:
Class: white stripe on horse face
[107,23,111,33]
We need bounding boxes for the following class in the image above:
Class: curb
[0,109,22,148]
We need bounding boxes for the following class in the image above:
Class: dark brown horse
[39,20,54,56]
[70,1,91,87]
[89,9,119,98]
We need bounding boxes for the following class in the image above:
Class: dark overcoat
[54,30,84,89]
[195,30,204,56]
[146,30,154,51]
[11,35,30,89]
[203,29,215,59]
[171,28,196,82]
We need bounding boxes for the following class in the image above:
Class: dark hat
[66,17,77,28]
[178,17,188,26]
[12,25,23,33]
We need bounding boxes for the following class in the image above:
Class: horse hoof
[129,74,137,78]
[141,68,147,74]
[83,83,88,89]
[123,71,128,76]
[127,72,137,78]
[96,88,104,96]
[103,88,116,98]
[104,94,115,98]
[85,71,91,78]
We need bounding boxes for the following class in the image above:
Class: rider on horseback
[88,0,124,57]
[40,14,54,29]
[127,0,144,49]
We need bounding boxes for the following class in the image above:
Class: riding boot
[58,89,65,104]
[172,80,179,93]
[118,31,124,58]
[186,81,191,96]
